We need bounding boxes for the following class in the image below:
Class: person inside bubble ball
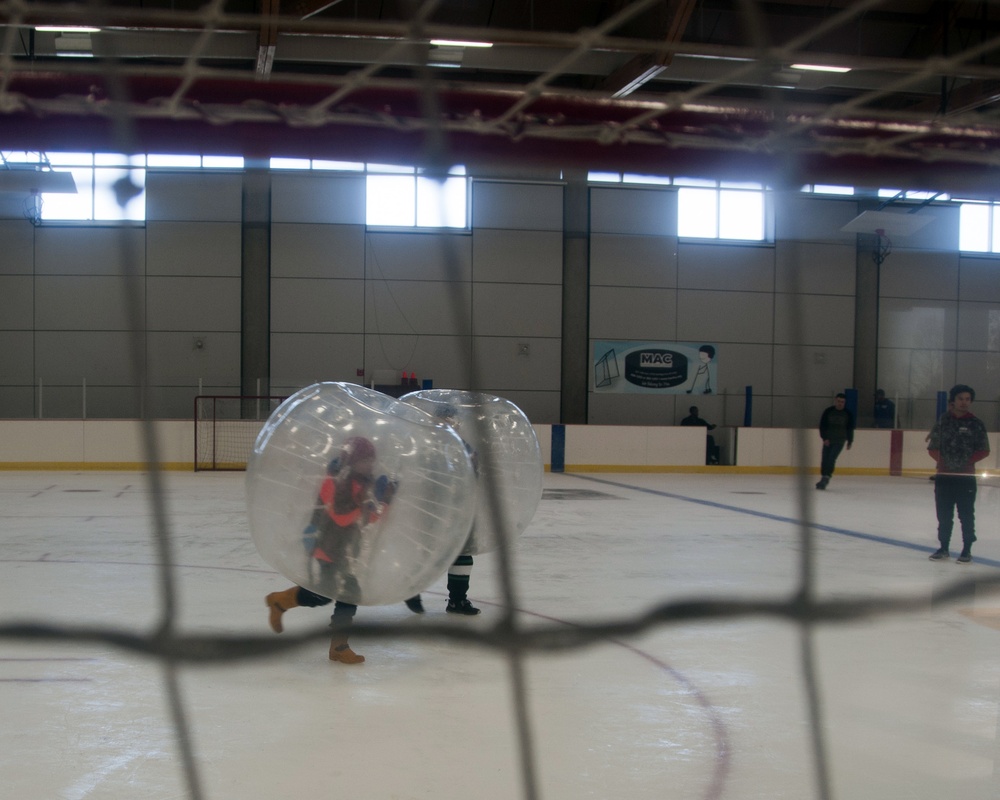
[265,435,396,664]
[405,404,481,616]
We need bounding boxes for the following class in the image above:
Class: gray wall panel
[0,220,34,275]
[147,331,241,386]
[472,229,562,283]
[472,182,562,231]
[272,279,365,333]
[879,298,958,349]
[956,302,1000,351]
[35,276,140,330]
[35,227,146,276]
[366,232,472,281]
[959,256,1000,302]
[147,221,241,277]
[775,241,856,295]
[590,233,677,288]
[880,249,959,300]
[272,224,365,278]
[590,187,675,236]
[145,172,242,221]
[0,276,34,329]
[271,174,365,225]
[271,332,366,388]
[366,281,472,335]
[676,290,774,343]
[36,331,137,384]
[147,276,240,331]
[772,344,854,399]
[0,331,33,384]
[773,294,855,346]
[678,242,774,292]
[472,336,561,390]
[774,194,858,244]
[590,286,677,340]
[473,284,562,337]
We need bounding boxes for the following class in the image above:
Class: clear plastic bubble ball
[246,382,477,606]
[400,389,543,556]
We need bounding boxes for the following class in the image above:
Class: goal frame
[193,394,286,472]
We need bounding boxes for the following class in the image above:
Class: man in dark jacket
[816,393,854,490]
[927,384,991,563]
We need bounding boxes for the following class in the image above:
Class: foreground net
[2,3,999,800]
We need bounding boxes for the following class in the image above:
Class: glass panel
[95,153,142,167]
[366,163,414,174]
[367,175,415,226]
[622,173,671,185]
[812,184,854,195]
[40,167,93,220]
[270,157,310,170]
[416,175,467,228]
[147,154,200,168]
[719,190,764,240]
[2,151,45,164]
[203,156,244,169]
[720,180,763,190]
[312,160,364,171]
[47,152,93,166]
[674,176,716,187]
[677,187,718,237]
[959,203,990,252]
[588,171,621,183]
[94,168,145,220]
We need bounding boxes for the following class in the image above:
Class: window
[677,178,766,241]
[587,171,672,186]
[366,164,468,229]
[958,201,999,253]
[19,151,244,222]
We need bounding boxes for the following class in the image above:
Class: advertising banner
[593,340,718,394]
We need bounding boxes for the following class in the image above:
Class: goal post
[194,395,286,471]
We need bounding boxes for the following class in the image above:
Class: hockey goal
[194,395,286,471]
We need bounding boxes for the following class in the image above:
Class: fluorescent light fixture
[790,63,851,73]
[427,62,462,68]
[36,26,100,33]
[430,39,493,48]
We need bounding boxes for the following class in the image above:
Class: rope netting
[2,3,999,800]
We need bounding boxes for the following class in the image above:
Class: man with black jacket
[816,393,854,490]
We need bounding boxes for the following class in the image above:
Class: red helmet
[343,436,376,465]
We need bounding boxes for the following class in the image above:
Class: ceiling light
[36,26,100,33]
[790,63,851,73]
[429,39,492,48]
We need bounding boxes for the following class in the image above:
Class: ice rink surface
[2,469,1000,800]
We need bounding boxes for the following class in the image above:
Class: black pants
[934,474,978,551]
[820,440,846,478]
[295,587,357,629]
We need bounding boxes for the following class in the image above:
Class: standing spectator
[873,389,896,429]
[680,405,719,464]
[816,393,854,490]
[927,384,990,563]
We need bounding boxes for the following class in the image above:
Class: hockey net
[194,395,286,471]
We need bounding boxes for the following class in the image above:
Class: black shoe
[929,548,949,561]
[446,598,481,616]
[957,551,972,564]
[405,596,425,614]
[815,478,829,490]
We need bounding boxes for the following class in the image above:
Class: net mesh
[2,3,999,800]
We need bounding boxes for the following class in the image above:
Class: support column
[560,170,589,424]
[241,163,271,404]
[853,201,879,428]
